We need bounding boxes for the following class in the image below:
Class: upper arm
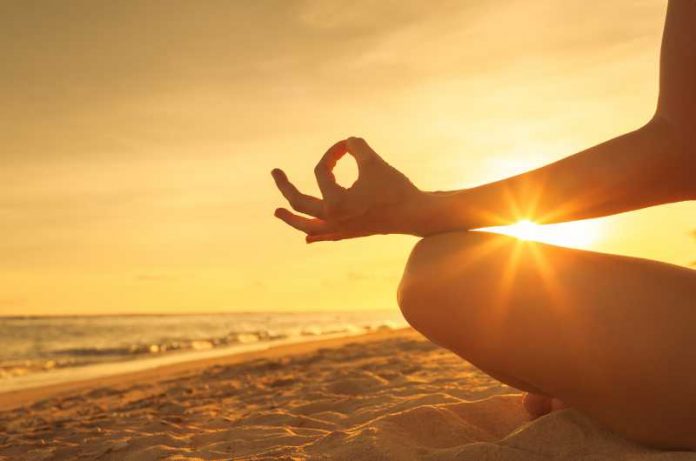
[656,0,696,130]
[656,1,696,199]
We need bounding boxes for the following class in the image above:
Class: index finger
[345,137,378,168]
[271,169,324,218]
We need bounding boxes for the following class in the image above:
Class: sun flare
[486,219,603,249]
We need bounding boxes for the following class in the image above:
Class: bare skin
[272,0,696,449]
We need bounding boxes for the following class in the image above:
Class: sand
[1,328,694,460]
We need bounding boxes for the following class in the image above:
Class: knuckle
[346,136,365,146]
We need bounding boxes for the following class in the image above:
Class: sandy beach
[1,328,694,461]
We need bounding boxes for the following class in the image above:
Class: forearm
[414,0,696,234]
[419,117,694,233]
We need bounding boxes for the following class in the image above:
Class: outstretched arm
[272,0,695,242]
[422,0,696,231]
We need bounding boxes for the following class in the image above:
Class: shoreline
[0,327,412,411]
[2,326,687,460]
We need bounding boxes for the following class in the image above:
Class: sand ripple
[1,330,693,460]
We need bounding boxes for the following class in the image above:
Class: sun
[486,219,603,249]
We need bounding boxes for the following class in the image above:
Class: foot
[523,392,568,419]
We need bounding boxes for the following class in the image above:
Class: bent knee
[397,231,513,333]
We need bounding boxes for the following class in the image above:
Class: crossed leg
[397,231,696,449]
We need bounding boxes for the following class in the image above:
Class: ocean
[0,311,407,392]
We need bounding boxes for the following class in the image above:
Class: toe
[523,392,553,419]
[550,398,568,411]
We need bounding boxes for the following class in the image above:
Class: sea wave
[0,314,406,381]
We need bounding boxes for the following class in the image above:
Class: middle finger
[272,169,324,218]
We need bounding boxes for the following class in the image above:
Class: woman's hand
[272,137,434,243]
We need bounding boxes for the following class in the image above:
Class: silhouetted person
[273,0,696,449]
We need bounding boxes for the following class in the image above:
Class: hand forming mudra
[268,1,696,450]
[272,137,432,243]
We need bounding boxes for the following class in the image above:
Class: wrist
[407,190,468,236]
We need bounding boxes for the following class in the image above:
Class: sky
[1,0,693,316]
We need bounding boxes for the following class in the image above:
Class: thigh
[399,231,696,448]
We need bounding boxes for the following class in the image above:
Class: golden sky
[1,0,693,316]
